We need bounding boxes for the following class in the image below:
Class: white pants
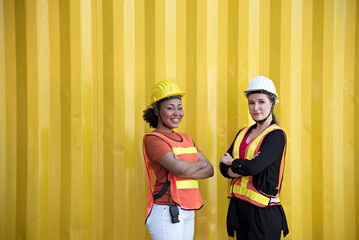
[146,204,195,240]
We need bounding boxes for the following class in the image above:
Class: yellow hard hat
[150,80,185,105]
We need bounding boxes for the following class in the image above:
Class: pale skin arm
[220,153,241,178]
[160,152,214,179]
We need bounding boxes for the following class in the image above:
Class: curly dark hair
[143,105,159,129]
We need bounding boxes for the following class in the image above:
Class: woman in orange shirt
[142,80,214,240]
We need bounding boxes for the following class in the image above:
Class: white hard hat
[243,76,278,100]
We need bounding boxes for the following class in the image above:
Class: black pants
[227,198,289,240]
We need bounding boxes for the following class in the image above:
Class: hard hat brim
[150,92,186,106]
[243,89,278,99]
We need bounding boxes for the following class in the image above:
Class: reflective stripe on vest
[172,147,200,190]
[173,146,197,155]
[233,184,270,206]
[229,124,282,207]
[176,180,199,189]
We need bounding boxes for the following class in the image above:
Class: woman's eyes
[249,101,266,105]
[166,107,183,111]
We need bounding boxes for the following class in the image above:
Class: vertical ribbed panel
[0,0,5,237]
[0,1,358,240]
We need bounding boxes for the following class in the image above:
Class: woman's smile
[157,98,184,131]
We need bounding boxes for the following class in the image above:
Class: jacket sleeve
[219,130,242,179]
[231,130,286,176]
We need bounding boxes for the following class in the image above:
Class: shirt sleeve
[231,130,286,176]
[144,135,173,163]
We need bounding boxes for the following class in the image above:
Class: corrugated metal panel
[0,0,358,239]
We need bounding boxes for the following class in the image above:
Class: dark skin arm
[160,152,214,179]
[189,152,214,179]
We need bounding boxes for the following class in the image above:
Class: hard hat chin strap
[154,102,172,130]
[252,103,275,125]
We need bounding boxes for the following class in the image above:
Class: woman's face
[248,93,273,122]
[158,98,184,130]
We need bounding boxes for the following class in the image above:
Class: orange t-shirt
[144,130,200,205]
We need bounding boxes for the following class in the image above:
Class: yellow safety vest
[228,124,286,207]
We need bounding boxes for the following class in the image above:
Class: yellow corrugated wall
[0,0,358,239]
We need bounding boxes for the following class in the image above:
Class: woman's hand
[228,168,241,178]
[219,153,241,178]
[220,153,234,166]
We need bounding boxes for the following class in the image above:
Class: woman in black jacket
[220,76,289,240]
